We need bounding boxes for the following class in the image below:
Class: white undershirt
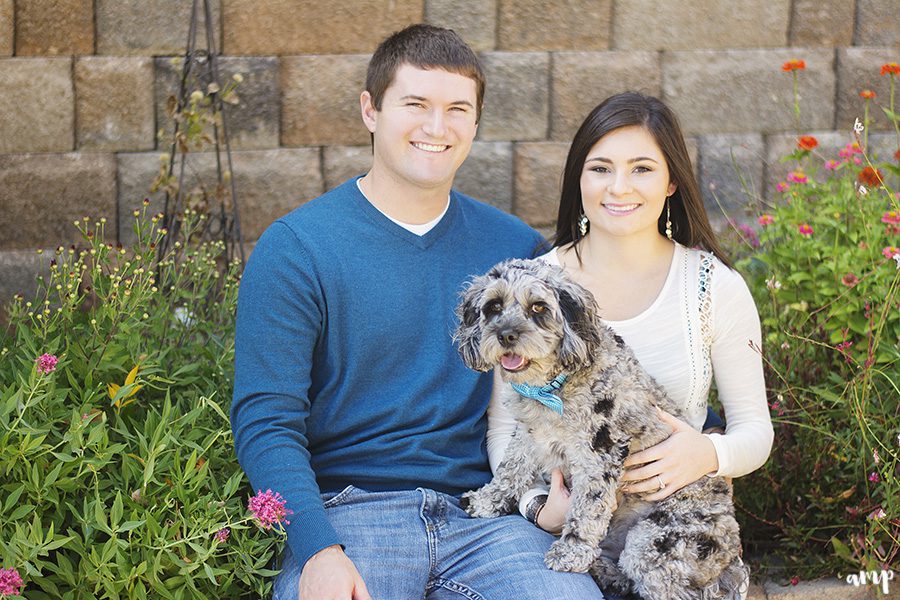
[356,179,449,236]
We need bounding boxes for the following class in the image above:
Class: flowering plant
[0,209,288,598]
[723,62,900,581]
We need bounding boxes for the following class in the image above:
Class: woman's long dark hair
[553,92,732,269]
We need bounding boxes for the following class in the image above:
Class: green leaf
[111,491,123,527]
[3,484,25,512]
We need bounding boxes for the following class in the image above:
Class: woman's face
[579,125,677,241]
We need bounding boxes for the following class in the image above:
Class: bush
[723,62,900,581]
[0,208,284,599]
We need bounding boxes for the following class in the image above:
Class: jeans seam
[429,577,486,600]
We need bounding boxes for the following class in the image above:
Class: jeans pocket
[321,484,357,508]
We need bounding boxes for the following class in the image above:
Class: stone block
[513,142,570,227]
[498,0,612,51]
[855,0,900,47]
[698,134,765,227]
[455,141,514,212]
[117,149,323,246]
[0,0,14,56]
[0,250,50,319]
[836,48,899,132]
[0,58,74,153]
[764,578,879,599]
[323,146,371,190]
[425,0,496,51]
[223,0,422,55]
[746,582,766,600]
[0,153,117,250]
[612,0,790,50]
[550,51,661,141]
[478,52,550,141]
[15,0,94,55]
[96,0,221,55]
[662,49,835,135]
[75,57,155,151]
[281,55,371,146]
[789,0,855,46]
[765,131,897,198]
[155,56,280,150]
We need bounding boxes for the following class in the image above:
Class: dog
[455,258,748,600]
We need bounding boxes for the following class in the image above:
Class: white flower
[766,277,782,290]
[893,253,900,269]
[853,118,864,134]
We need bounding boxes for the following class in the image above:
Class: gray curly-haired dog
[455,258,748,600]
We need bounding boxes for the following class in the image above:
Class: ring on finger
[656,475,666,491]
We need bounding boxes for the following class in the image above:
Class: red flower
[798,223,814,237]
[881,62,900,76]
[895,149,900,162]
[782,59,806,72]
[841,273,859,287]
[859,89,876,99]
[858,166,884,187]
[797,135,818,151]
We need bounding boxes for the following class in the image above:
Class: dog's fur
[455,259,748,600]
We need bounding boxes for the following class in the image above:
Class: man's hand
[298,545,372,600]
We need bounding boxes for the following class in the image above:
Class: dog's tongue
[501,353,526,371]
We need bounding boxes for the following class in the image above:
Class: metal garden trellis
[157,0,244,266]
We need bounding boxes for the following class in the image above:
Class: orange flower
[881,63,900,76]
[895,149,900,162]
[859,89,876,99]
[782,59,806,72]
[797,135,818,151]
[858,166,884,187]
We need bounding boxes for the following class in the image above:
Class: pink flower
[798,223,814,237]
[214,528,230,543]
[824,159,841,171]
[883,246,900,259]
[869,472,880,483]
[35,353,58,374]
[248,489,293,529]
[841,273,859,287]
[868,507,886,520]
[787,171,808,184]
[882,211,900,225]
[839,142,863,158]
[758,214,775,226]
[0,568,24,596]
[776,182,789,192]
[734,222,760,248]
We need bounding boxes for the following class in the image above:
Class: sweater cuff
[706,432,728,477]
[285,507,343,570]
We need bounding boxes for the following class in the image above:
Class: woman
[486,92,773,595]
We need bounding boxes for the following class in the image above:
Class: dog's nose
[498,328,519,347]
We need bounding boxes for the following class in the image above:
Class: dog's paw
[544,539,597,573]
[460,490,503,518]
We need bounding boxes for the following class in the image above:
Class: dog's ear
[455,276,492,372]
[556,278,603,371]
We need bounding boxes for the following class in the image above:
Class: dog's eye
[531,303,548,315]
[483,300,503,316]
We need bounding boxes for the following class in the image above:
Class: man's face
[361,64,479,193]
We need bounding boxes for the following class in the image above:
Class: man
[231,24,606,599]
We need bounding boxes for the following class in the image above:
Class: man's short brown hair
[366,24,485,122]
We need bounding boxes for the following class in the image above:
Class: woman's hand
[620,408,719,501]
[536,469,570,534]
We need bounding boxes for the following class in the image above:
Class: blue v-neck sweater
[232,178,545,568]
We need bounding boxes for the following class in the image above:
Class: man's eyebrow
[585,156,659,164]
[398,95,475,108]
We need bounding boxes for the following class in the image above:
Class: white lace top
[487,243,773,483]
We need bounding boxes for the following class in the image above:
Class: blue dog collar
[511,373,568,415]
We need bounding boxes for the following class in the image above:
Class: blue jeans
[273,486,609,600]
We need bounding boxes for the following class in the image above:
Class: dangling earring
[578,213,589,237]
[665,197,673,241]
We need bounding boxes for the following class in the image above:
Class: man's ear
[360,91,377,133]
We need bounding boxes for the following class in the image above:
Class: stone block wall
[0,0,898,307]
